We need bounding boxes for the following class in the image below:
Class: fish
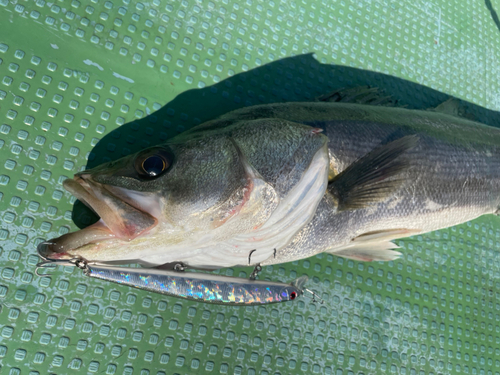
[35,255,307,305]
[40,88,500,269]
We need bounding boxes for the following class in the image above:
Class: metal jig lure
[35,242,322,306]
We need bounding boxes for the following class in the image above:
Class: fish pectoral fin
[327,228,421,262]
[328,135,418,210]
[315,86,397,107]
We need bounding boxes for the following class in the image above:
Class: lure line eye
[142,155,166,177]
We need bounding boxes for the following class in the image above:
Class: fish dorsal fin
[329,228,421,262]
[316,86,398,107]
[328,135,418,210]
[431,98,477,121]
[432,98,463,117]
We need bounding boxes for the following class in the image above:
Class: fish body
[85,264,305,305]
[222,102,500,264]
[42,95,500,268]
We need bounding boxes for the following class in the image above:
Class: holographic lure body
[84,264,307,305]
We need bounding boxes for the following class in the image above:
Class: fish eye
[290,291,297,300]
[142,155,166,177]
[135,148,174,179]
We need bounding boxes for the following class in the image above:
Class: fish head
[41,119,329,267]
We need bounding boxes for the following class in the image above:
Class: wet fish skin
[236,102,500,264]
[44,95,500,268]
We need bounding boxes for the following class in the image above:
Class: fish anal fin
[334,248,403,262]
[328,228,421,262]
[316,86,398,107]
[352,228,421,243]
[328,136,418,211]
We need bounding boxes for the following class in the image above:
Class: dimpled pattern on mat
[1,0,500,374]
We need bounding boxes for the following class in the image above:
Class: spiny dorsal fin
[328,135,418,210]
[316,86,398,107]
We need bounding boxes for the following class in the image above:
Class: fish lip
[37,240,62,260]
[63,174,110,222]
[43,174,158,259]
[65,174,96,211]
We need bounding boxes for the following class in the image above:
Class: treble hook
[35,243,90,277]
[35,257,87,277]
[303,288,325,304]
[34,261,57,277]
[35,240,84,276]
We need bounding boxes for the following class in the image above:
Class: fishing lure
[36,244,315,306]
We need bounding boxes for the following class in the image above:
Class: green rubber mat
[1,0,500,374]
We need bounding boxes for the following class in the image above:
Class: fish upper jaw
[41,174,158,259]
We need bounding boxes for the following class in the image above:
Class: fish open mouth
[39,174,158,260]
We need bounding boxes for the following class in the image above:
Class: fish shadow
[73,53,500,228]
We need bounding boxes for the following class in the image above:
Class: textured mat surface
[1,0,500,374]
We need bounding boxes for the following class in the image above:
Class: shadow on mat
[72,53,500,228]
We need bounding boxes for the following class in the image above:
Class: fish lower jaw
[41,221,160,262]
[41,237,120,261]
